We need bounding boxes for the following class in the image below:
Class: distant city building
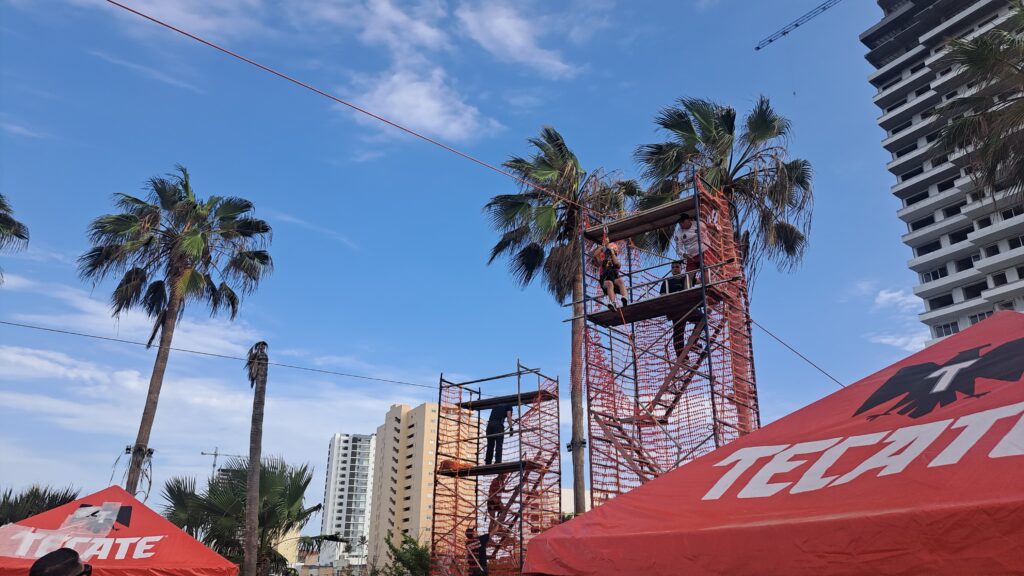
[319,433,376,568]
[862,0,1022,342]
[367,403,439,571]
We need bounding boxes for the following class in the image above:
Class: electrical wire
[100,0,603,218]
[749,318,845,388]
[0,319,438,392]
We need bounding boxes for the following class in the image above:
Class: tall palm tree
[941,0,1024,200]
[79,165,273,495]
[635,96,814,282]
[484,126,635,514]
[163,457,321,576]
[0,485,78,525]
[0,192,30,284]
[244,341,270,576]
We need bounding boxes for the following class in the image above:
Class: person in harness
[594,237,629,310]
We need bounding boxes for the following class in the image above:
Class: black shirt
[660,275,686,295]
[467,534,489,572]
[488,404,513,426]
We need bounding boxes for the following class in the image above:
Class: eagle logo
[854,337,1024,420]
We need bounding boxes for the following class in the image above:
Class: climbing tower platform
[430,363,561,576]
[582,180,758,507]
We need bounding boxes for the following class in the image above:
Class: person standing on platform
[466,526,490,576]
[673,213,703,282]
[594,238,629,309]
[485,403,514,465]
[660,260,691,358]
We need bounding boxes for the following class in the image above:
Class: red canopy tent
[0,485,237,576]
[526,311,1024,576]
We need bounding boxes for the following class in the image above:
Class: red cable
[102,0,601,216]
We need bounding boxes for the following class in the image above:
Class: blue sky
[0,0,927,516]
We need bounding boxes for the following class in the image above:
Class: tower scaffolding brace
[430,362,561,576]
[581,178,759,507]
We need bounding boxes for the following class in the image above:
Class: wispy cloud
[873,288,921,313]
[64,0,267,41]
[867,329,930,352]
[1,121,48,139]
[456,2,576,79]
[263,209,359,250]
[346,67,503,142]
[845,283,930,352]
[88,50,205,93]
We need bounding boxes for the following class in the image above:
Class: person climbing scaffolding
[593,237,629,310]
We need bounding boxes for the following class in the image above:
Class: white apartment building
[862,0,1024,341]
[367,403,439,572]
[319,433,376,568]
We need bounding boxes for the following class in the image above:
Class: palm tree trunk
[569,265,587,514]
[125,293,182,495]
[244,345,269,576]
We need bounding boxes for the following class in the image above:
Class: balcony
[963,188,1013,218]
[882,114,938,153]
[976,244,1024,273]
[926,7,1014,68]
[920,0,1001,45]
[902,213,968,245]
[892,160,960,199]
[914,266,980,299]
[870,45,928,85]
[967,212,1024,246]
[919,293,993,324]
[887,141,939,175]
[907,237,978,272]
[878,89,941,131]
[874,65,934,110]
[897,186,966,223]
[983,278,1024,303]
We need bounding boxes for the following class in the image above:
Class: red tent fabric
[0,485,237,576]
[526,311,1024,576]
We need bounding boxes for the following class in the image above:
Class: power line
[0,319,438,392]
[749,318,845,388]
[100,0,601,217]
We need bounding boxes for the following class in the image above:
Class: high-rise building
[319,433,376,568]
[862,0,1023,342]
[367,403,439,571]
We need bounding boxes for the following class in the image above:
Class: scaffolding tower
[430,362,561,576]
[583,179,758,506]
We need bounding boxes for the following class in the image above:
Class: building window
[1009,235,1024,250]
[921,266,948,283]
[992,272,1009,287]
[984,244,1001,258]
[997,301,1016,311]
[942,202,966,218]
[916,240,942,257]
[905,190,930,206]
[910,215,935,231]
[948,227,971,245]
[963,281,987,300]
[1017,265,1024,280]
[901,166,924,181]
[895,143,918,158]
[1001,205,1024,221]
[968,310,990,325]
[977,216,992,229]
[928,294,954,310]
[934,321,960,338]
[954,256,974,273]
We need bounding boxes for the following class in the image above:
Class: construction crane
[755,0,846,51]
[201,447,246,476]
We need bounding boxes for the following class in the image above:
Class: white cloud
[456,2,575,79]
[347,67,502,142]
[1,121,47,139]
[873,288,921,313]
[65,0,267,41]
[263,209,359,249]
[88,50,204,93]
[868,329,930,353]
[284,0,447,58]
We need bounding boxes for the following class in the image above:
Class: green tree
[79,165,273,494]
[635,96,814,281]
[244,341,270,576]
[162,457,320,576]
[941,0,1024,199]
[370,535,429,576]
[484,126,636,514]
[0,485,78,525]
[0,192,30,284]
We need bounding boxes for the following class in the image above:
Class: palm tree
[163,457,320,576]
[0,485,78,525]
[635,96,814,282]
[244,341,270,576]
[941,0,1024,200]
[0,192,30,284]
[484,126,636,514]
[79,165,273,495]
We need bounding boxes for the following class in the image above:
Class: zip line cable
[0,319,438,392]
[100,0,602,217]
[749,318,845,388]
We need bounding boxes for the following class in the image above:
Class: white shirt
[673,223,701,260]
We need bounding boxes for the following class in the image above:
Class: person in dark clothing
[660,260,703,359]
[594,239,629,310]
[466,527,490,576]
[31,549,90,576]
[486,473,507,525]
[485,403,515,465]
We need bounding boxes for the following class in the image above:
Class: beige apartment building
[367,403,439,570]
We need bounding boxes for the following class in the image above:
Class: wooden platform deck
[586,279,736,327]
[436,460,543,478]
[584,197,696,243]
[457,389,557,411]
